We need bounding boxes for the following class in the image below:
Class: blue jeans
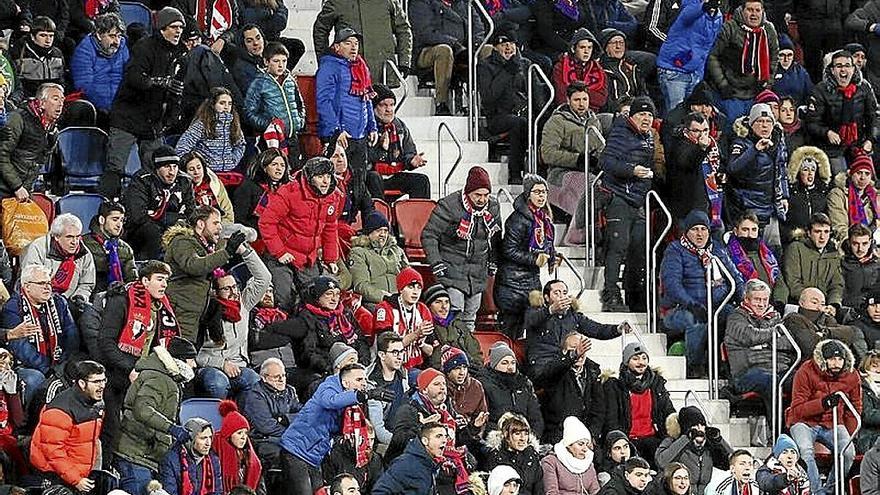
[115,458,153,495]
[717,98,754,130]
[198,366,260,399]
[790,422,855,494]
[664,308,707,367]
[17,368,45,407]
[658,68,701,116]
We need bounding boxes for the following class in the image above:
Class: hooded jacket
[782,146,831,243]
[705,6,779,100]
[541,103,604,174]
[485,428,544,495]
[551,30,609,110]
[724,306,794,378]
[655,412,733,495]
[600,115,655,207]
[315,54,377,139]
[841,241,880,308]
[603,365,675,439]
[786,339,863,432]
[81,216,137,295]
[348,233,408,304]
[70,34,130,112]
[827,171,880,246]
[782,235,844,306]
[655,0,722,78]
[477,367,545,439]
[20,233,96,301]
[726,123,789,223]
[159,439,223,495]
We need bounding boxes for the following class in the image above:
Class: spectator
[828,155,880,246]
[425,285,484,368]
[68,0,120,42]
[784,287,866,363]
[661,462,691,495]
[182,151,235,224]
[158,417,223,495]
[244,41,306,163]
[604,343,675,461]
[246,282,297,369]
[70,13,129,121]
[0,82,62,199]
[366,332,410,446]
[329,142,373,254]
[81,201,137,296]
[176,87,247,173]
[214,400,264,493]
[787,339,862,494]
[422,166,501,330]
[541,80,605,246]
[349,211,408,306]
[21,213,96,303]
[848,43,880,94]
[373,423,447,494]
[846,0,880,89]
[656,406,732,494]
[782,213,844,308]
[374,268,435,372]
[778,97,808,152]
[311,0,412,82]
[100,7,187,200]
[321,420,384,493]
[0,347,23,476]
[781,146,831,246]
[259,156,344,310]
[842,224,880,308]
[233,148,289,234]
[196,235,269,400]
[367,84,431,199]
[654,0,723,114]
[242,0,303,64]
[496,175,559,336]
[804,50,878,173]
[442,345,489,436]
[859,351,880,453]
[710,450,759,495]
[705,1,778,122]
[660,83,728,154]
[597,457,654,495]
[123,145,196,260]
[240,357,301,460]
[163,205,243,342]
[772,35,812,106]
[232,24,266,94]
[856,288,880,351]
[479,342,544,439]
[486,413,543,495]
[756,434,810,494]
[114,337,198,495]
[660,210,742,377]
[29,360,104,494]
[551,29,607,110]
[599,96,656,312]
[599,29,647,112]
[726,211,788,304]
[487,465,524,495]
[540,416,599,494]
[4,264,78,405]
[864,432,880,495]
[10,17,64,101]
[477,28,529,185]
[531,0,596,61]
[596,430,637,486]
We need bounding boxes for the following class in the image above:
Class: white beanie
[560,416,592,447]
[487,465,522,495]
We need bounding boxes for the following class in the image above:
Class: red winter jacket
[373,296,433,369]
[259,171,344,269]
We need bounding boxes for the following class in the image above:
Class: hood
[822,59,864,88]
[161,221,196,250]
[485,429,540,451]
[135,345,182,377]
[788,146,831,184]
[569,28,600,60]
[528,289,580,311]
[604,429,638,458]
[293,169,338,200]
[812,338,855,373]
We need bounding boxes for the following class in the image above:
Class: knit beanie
[441,345,469,374]
[152,145,180,170]
[308,276,339,302]
[748,103,775,126]
[218,399,250,438]
[778,34,794,52]
[156,6,185,30]
[396,266,423,292]
[371,83,396,108]
[167,336,197,360]
[686,83,712,107]
[522,173,548,196]
[755,89,780,105]
[423,284,450,305]
[622,342,647,365]
[821,340,847,360]
[849,154,874,177]
[464,166,491,194]
[772,433,799,458]
[362,210,390,235]
[682,209,710,231]
[417,367,444,391]
[560,416,592,447]
[183,416,212,439]
[489,341,516,369]
[677,406,707,432]
[329,342,357,369]
[487,465,522,495]
[629,96,655,117]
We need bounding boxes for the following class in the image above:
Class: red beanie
[417,367,444,391]
[755,89,780,105]
[464,166,491,195]
[396,266,423,292]
[850,154,875,177]
[218,399,250,439]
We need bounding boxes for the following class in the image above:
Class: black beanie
[678,406,707,431]
[821,340,847,360]
[372,83,396,108]
[167,336,197,360]
[152,145,180,170]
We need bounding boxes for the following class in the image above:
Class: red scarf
[342,404,371,468]
[193,180,219,209]
[148,189,172,222]
[559,54,606,109]
[456,192,501,241]
[253,306,287,327]
[180,447,217,495]
[21,296,62,364]
[214,435,262,492]
[117,282,180,357]
[848,182,880,227]
[217,298,242,323]
[209,0,232,42]
[741,299,778,320]
[27,98,53,130]
[417,392,470,494]
[305,303,356,344]
[375,122,404,175]
[839,84,859,146]
[51,240,78,294]
[741,25,771,81]
[349,56,375,99]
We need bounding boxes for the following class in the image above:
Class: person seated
[828,154,880,247]
[486,412,544,495]
[10,17,64,101]
[727,211,789,305]
[233,148,290,237]
[756,434,810,494]
[349,211,408,307]
[176,87,247,173]
[321,420,383,493]
[540,415,601,494]
[70,13,129,123]
[366,332,411,447]
[781,146,831,246]
[783,213,845,309]
[425,286,483,368]
[0,347,23,475]
[478,342,544,439]
[843,224,880,308]
[660,210,743,377]
[772,35,812,106]
[656,406,732,494]
[81,202,137,296]
[661,462,693,495]
[182,151,235,224]
[4,264,79,406]
[158,417,223,495]
[240,357,301,463]
[857,288,880,352]
[247,283,297,369]
[599,29,647,113]
[551,29,607,110]
[122,146,196,260]
[709,450,759,495]
[784,287,867,362]
[597,457,655,494]
[604,343,675,465]
[21,213,96,305]
[442,346,489,439]
[373,423,447,494]
[596,430,637,486]
[328,141,373,256]
[373,268,436,373]
[859,351,880,454]
[367,84,431,200]
[214,400,264,493]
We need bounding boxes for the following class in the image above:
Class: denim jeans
[717,98,754,131]
[115,458,154,495]
[658,68,701,116]
[790,422,855,494]
[447,287,482,332]
[17,367,45,407]
[664,307,707,366]
[198,366,260,399]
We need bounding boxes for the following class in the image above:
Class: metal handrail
[706,258,736,399]
[497,188,515,204]
[559,255,585,299]
[438,122,463,198]
[587,171,604,267]
[382,59,408,111]
[467,0,494,140]
[527,64,555,175]
[770,323,801,441]
[582,126,604,266]
[685,390,711,423]
[644,190,672,333]
[833,391,862,495]
[619,323,648,355]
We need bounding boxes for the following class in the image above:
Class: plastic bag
[1,197,48,257]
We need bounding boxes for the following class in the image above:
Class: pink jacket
[541,452,600,495]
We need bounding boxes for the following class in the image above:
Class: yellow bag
[1,197,48,257]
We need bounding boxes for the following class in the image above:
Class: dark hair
[420,422,446,438]
[729,449,753,466]
[663,462,690,490]
[193,87,243,144]
[94,13,125,34]
[339,363,365,380]
[140,260,172,280]
[542,279,568,298]
[240,23,263,37]
[249,148,290,185]
[75,360,105,381]
[566,81,589,98]
[31,16,56,34]
[229,487,257,495]
[625,457,650,473]
[98,201,125,218]
[684,111,707,128]
[180,151,208,184]
[188,204,221,227]
[832,50,854,63]
[263,41,289,61]
[850,223,872,239]
[808,212,832,229]
[330,474,357,495]
[734,210,760,227]
[376,331,403,352]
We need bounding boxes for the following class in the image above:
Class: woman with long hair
[176,87,246,172]
[233,148,290,233]
[183,151,234,224]
[215,400,265,494]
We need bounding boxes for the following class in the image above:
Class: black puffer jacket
[531,353,605,444]
[600,115,655,207]
[601,52,647,112]
[486,440,544,495]
[855,314,880,350]
[477,50,529,119]
[706,6,778,100]
[122,169,195,233]
[841,245,880,308]
[293,306,372,377]
[496,194,553,307]
[660,124,719,223]
[477,367,544,439]
[782,180,830,245]
[603,365,675,438]
[532,0,598,57]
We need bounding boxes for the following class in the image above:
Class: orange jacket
[31,387,103,486]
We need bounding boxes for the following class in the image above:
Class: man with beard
[787,339,862,494]
[842,224,880,308]
[442,346,489,439]
[782,213,844,309]
[726,211,788,305]
[603,343,675,467]
[158,417,222,495]
[70,13,129,125]
[82,202,137,296]
[828,155,880,247]
[656,406,732,495]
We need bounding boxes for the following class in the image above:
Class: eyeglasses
[263,373,285,382]
[382,349,404,356]
[672,475,690,481]
[27,281,52,287]
[86,378,107,385]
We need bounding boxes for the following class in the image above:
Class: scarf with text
[51,241,78,294]
[148,189,172,222]
[457,192,501,241]
[839,83,859,146]
[117,282,180,357]
[701,137,724,229]
[305,303,356,344]
[375,122,405,176]
[341,404,371,468]
[91,232,123,284]
[560,55,606,100]
[740,24,771,81]
[416,392,470,494]
[848,182,880,227]
[349,56,376,100]
[180,447,216,495]
[727,236,779,285]
[252,306,288,330]
[21,295,62,364]
[528,203,555,256]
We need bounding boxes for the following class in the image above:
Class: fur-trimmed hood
[528,290,580,311]
[160,221,195,250]
[787,146,831,184]
[664,412,684,439]
[732,114,784,139]
[485,428,541,451]
[812,338,856,373]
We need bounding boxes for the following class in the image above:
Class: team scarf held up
[341,404,371,468]
[51,240,80,295]
[457,192,501,242]
[415,392,471,495]
[305,303,357,344]
[727,236,780,285]
[839,83,860,146]
[117,282,181,357]
[374,122,405,176]
[848,181,880,227]
[179,445,217,495]
[700,137,724,229]
[194,0,233,42]
[740,23,771,82]
[20,294,63,364]
[559,54,606,104]
[89,231,124,285]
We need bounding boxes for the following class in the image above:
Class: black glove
[224,231,247,256]
[278,415,290,427]
[432,262,449,278]
[577,152,586,167]
[687,427,706,441]
[706,426,722,442]
[366,387,397,402]
[169,424,191,443]
[398,65,411,78]
[702,0,720,14]
[150,76,184,96]
[688,303,709,323]
[69,295,88,314]
[822,393,841,410]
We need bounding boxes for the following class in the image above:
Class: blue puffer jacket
[175,114,246,172]
[280,374,359,467]
[656,0,722,78]
[600,116,655,207]
[158,443,223,495]
[727,131,789,222]
[70,34,130,112]
[659,238,744,310]
[372,437,438,495]
[243,69,305,137]
[592,0,638,37]
[772,62,813,105]
[3,292,78,374]
[316,54,378,139]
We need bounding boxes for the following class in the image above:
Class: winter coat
[603,366,675,438]
[781,147,832,245]
[857,312,880,351]
[0,103,56,196]
[70,34,129,112]
[531,351,606,445]
[241,380,301,443]
[429,314,484,368]
[372,436,439,495]
[3,291,77,375]
[181,47,244,134]
[706,6,779,100]
[782,236,845,305]
[524,291,620,362]
[532,0,598,57]
[115,346,189,471]
[242,0,288,41]
[828,172,879,246]
[863,437,880,495]
[655,412,733,495]
[422,190,502,295]
[159,446,223,495]
[258,171,345,268]
[842,245,880,308]
[593,0,637,36]
[322,438,385,492]
[111,33,187,139]
[161,223,232,342]
[312,0,412,78]
[726,128,789,223]
[408,0,482,57]
[598,468,657,495]
[315,54,378,139]
[786,338,863,433]
[772,62,813,105]
[477,367,545,438]
[600,116,655,207]
[122,168,195,233]
[233,177,283,232]
[601,54,647,112]
[783,308,864,364]
[348,234,408,304]
[755,455,810,495]
[191,168,234,224]
[81,218,137,295]
[847,1,880,87]
[655,0,723,78]
[20,234,96,301]
[542,451,601,494]
[661,124,720,222]
[541,104,604,173]
[175,115,246,173]
[232,51,263,97]
[478,50,531,119]
[496,194,553,305]
[551,48,608,109]
[446,373,487,429]
[859,377,880,453]
[244,68,306,138]
[659,238,743,310]
[486,434,545,495]
[292,305,372,377]
[368,116,420,174]
[11,39,64,99]
[724,307,794,378]
[280,374,360,467]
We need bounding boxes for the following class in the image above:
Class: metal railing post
[644,191,672,333]
[588,171,603,267]
[559,255,585,299]
[583,126,605,268]
[526,64,554,175]
[437,122,463,197]
[467,0,493,140]
[771,323,801,441]
[707,259,736,399]
[833,391,862,495]
[382,60,408,111]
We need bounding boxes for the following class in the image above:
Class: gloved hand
[687,427,706,441]
[706,426,722,442]
[688,303,708,323]
[69,295,88,314]
[577,152,586,167]
[702,0,720,14]
[822,393,841,410]
[278,415,290,427]
[150,76,184,96]
[366,387,397,402]
[432,262,449,278]
[873,23,880,36]
[488,262,498,276]
[169,424,191,443]
[224,231,247,256]
[398,65,411,78]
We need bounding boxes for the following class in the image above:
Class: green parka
[348,234,409,304]
[782,235,844,305]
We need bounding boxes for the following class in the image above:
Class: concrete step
[397,96,436,118]
[413,139,489,168]
[582,333,667,358]
[593,355,686,380]
[406,116,470,141]
[670,398,730,426]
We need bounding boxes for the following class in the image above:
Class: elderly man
[81,201,137,296]
[422,166,501,330]
[349,210,409,306]
[783,213,844,308]
[240,358,302,463]
[70,13,129,122]
[21,213,96,305]
[0,82,62,199]
[783,287,866,364]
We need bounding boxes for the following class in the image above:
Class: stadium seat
[179,398,223,432]
[55,127,108,189]
[56,193,104,233]
[31,193,55,227]
[473,331,525,364]
[393,199,435,262]
[851,474,861,495]
[119,1,152,32]
[476,275,499,332]
[373,199,392,225]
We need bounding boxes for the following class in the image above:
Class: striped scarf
[528,203,555,256]
[21,295,62,365]
[456,192,500,241]
[741,24,771,81]
[727,236,779,285]
[848,182,880,227]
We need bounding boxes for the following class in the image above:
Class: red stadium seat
[476,275,499,332]
[373,199,392,225]
[393,199,435,262]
